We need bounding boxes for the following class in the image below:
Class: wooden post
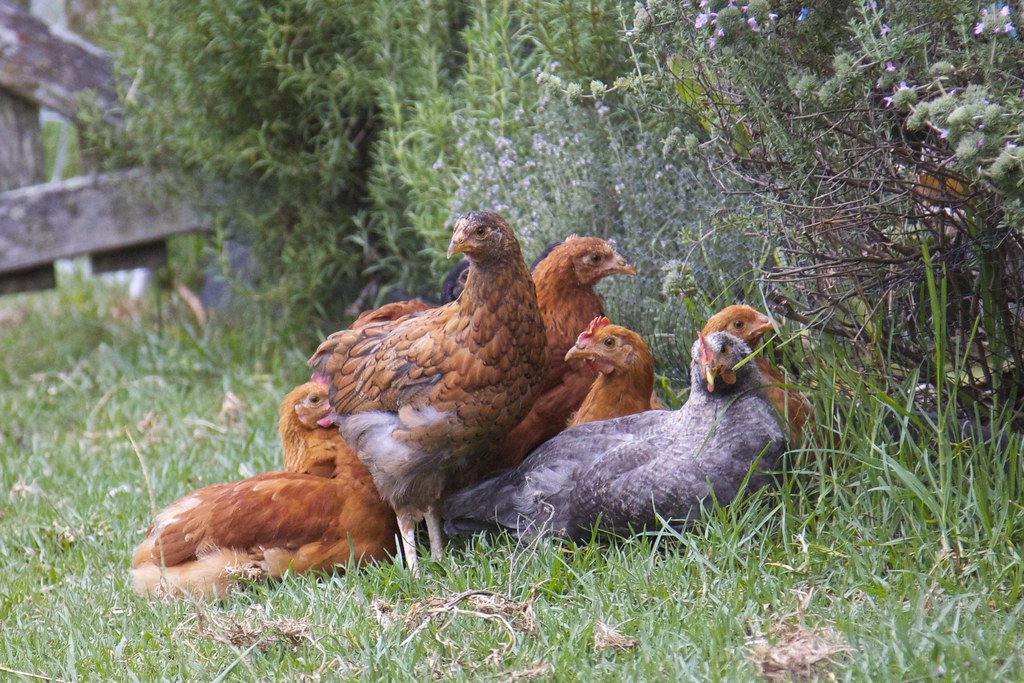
[0,0,44,191]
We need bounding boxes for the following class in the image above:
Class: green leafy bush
[624,0,1024,407]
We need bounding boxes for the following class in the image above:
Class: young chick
[565,317,663,427]
[308,212,547,573]
[130,382,398,599]
[702,305,813,445]
[443,331,785,540]
[490,236,636,472]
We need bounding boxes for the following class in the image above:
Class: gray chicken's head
[690,331,759,395]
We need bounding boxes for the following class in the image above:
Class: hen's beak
[565,344,592,363]
[605,254,636,276]
[703,364,717,393]
[447,235,465,259]
[750,313,776,339]
[447,217,472,258]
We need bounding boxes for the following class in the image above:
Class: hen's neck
[459,252,540,336]
[579,360,654,420]
[536,271,604,352]
[279,418,309,469]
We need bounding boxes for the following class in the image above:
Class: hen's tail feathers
[130,549,258,600]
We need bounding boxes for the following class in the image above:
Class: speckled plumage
[307,212,548,570]
[443,331,786,540]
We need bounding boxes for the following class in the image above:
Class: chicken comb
[697,331,715,365]
[577,316,611,344]
[311,373,330,387]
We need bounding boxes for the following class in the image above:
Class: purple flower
[975,22,985,35]
[798,7,808,22]
[885,60,896,71]
[938,128,949,139]
[1000,5,1010,17]
[881,23,890,36]
[717,27,725,36]
[695,13,710,29]
[748,17,761,31]
[883,95,894,107]
[769,12,778,21]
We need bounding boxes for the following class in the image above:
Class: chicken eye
[733,320,744,328]
[309,395,321,404]
[590,253,602,263]
[603,337,615,347]
[475,226,487,237]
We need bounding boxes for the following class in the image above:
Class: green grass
[1,274,1022,682]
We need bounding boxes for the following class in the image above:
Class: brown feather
[306,212,548,568]
[487,237,636,472]
[566,322,663,427]
[701,305,813,444]
[130,382,397,599]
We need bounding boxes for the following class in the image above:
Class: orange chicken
[565,317,664,427]
[490,236,636,471]
[702,305,812,444]
[130,381,398,599]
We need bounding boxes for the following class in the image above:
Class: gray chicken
[442,330,786,539]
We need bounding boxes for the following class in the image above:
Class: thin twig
[0,664,64,682]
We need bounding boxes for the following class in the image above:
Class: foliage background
[2,1,1024,679]
[105,0,1024,416]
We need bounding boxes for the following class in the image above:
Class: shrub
[625,0,1024,408]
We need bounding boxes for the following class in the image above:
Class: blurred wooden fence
[0,0,203,295]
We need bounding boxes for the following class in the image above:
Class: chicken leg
[425,504,444,561]
[395,507,422,576]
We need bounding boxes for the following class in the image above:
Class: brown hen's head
[565,317,651,375]
[446,212,520,264]
[701,305,775,347]
[533,236,635,287]
[280,381,334,431]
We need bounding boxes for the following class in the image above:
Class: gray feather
[443,331,787,539]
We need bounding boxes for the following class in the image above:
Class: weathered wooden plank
[90,239,168,274]
[0,169,205,273]
[0,1,119,123]
[0,263,55,295]
[0,0,44,191]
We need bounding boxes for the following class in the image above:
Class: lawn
[1,272,1021,682]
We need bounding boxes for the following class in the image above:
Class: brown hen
[130,381,398,599]
[701,305,813,444]
[489,236,636,471]
[565,317,664,427]
[307,212,547,572]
